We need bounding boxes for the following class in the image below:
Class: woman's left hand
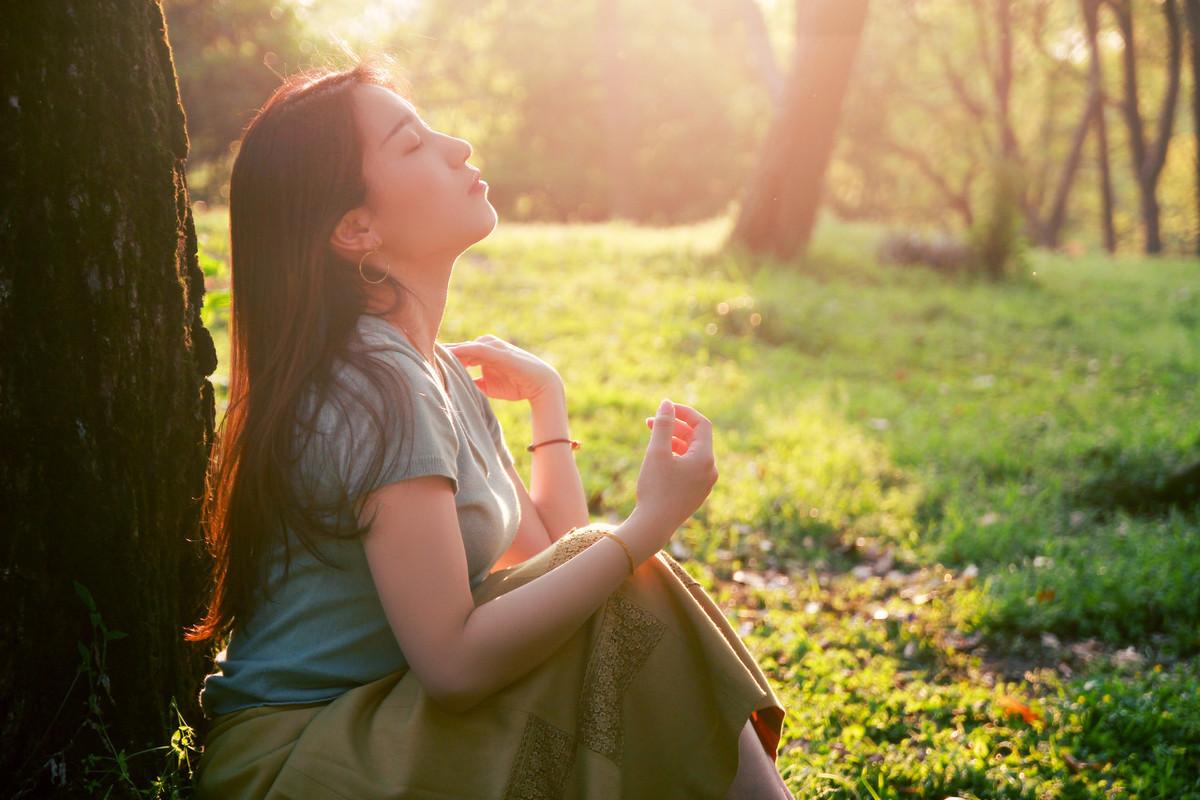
[444,335,563,403]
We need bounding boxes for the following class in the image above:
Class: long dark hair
[185,56,432,644]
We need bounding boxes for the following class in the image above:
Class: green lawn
[197,207,1200,799]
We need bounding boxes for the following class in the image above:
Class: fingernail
[658,398,672,414]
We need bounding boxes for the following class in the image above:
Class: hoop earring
[357,248,391,284]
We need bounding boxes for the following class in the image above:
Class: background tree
[0,1,216,795]
[1083,0,1118,252]
[156,0,1200,253]
[162,0,311,203]
[1106,0,1183,254]
[827,0,1194,254]
[1183,0,1200,255]
[892,1,1092,246]
[728,0,870,260]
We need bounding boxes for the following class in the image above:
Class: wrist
[529,385,570,443]
[615,507,670,565]
[528,380,565,410]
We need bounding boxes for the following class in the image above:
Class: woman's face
[348,84,496,263]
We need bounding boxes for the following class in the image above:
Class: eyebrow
[380,110,418,149]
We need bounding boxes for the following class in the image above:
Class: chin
[468,203,499,241]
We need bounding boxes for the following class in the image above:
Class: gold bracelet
[598,531,636,577]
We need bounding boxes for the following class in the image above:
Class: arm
[525,384,589,542]
[488,460,553,572]
[361,475,666,715]
[453,336,588,541]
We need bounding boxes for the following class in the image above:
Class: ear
[328,207,379,262]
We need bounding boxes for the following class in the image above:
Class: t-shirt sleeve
[325,349,460,502]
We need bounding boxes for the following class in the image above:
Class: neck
[370,253,454,362]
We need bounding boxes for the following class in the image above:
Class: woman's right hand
[629,399,718,553]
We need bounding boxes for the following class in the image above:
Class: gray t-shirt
[199,313,522,718]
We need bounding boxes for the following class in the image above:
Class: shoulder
[310,318,450,436]
[341,316,440,392]
[353,314,423,366]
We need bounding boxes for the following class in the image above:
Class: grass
[195,206,1200,799]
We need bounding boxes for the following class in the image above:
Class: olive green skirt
[194,523,787,799]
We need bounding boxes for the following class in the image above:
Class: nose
[456,135,472,164]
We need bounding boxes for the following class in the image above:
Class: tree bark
[1084,0,1118,253]
[0,1,216,795]
[728,0,870,261]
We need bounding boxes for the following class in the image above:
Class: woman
[187,56,789,799]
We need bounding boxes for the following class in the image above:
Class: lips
[468,172,487,194]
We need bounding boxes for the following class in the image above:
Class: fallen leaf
[998,696,1042,725]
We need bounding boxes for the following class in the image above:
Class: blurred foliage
[398,0,775,223]
[164,0,311,201]
[876,229,975,275]
[832,0,1190,254]
[968,157,1029,280]
[165,0,1198,252]
[168,0,775,222]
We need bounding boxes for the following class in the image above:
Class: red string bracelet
[527,437,582,452]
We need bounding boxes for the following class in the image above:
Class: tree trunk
[0,1,216,795]
[1040,86,1098,248]
[1109,0,1183,254]
[1084,0,1118,253]
[994,0,1019,160]
[734,0,784,104]
[1184,0,1200,256]
[728,0,869,261]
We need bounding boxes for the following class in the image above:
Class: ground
[196,207,1200,799]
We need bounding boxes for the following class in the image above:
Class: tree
[161,0,310,203]
[1083,0,1118,253]
[729,0,785,105]
[397,0,771,224]
[0,1,216,795]
[729,0,870,261]
[832,0,1184,252]
[916,0,1096,248]
[1183,0,1200,255]
[1106,0,1183,254]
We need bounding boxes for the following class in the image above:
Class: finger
[676,410,713,464]
[647,398,676,456]
[671,435,688,456]
[665,402,711,432]
[445,341,499,367]
[444,342,481,365]
[645,417,695,442]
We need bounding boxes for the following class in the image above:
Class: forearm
[527,385,589,541]
[448,508,664,713]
